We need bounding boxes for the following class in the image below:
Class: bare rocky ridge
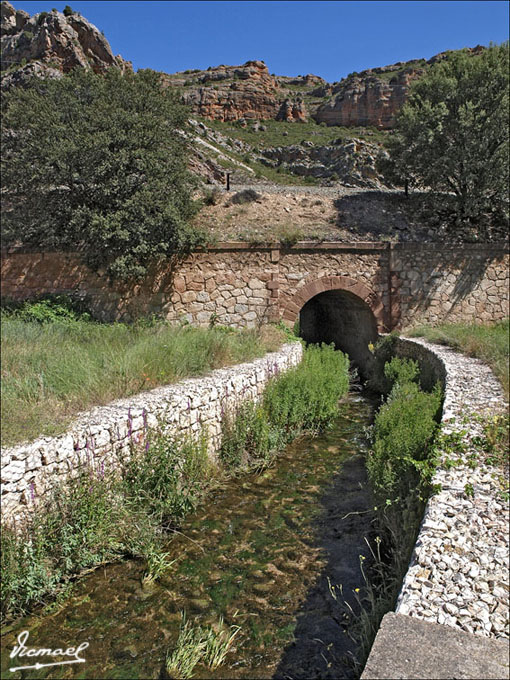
[0,0,131,88]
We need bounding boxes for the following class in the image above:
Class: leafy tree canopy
[379,43,509,237]
[1,68,205,280]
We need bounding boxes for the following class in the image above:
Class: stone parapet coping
[361,612,509,680]
[3,241,508,255]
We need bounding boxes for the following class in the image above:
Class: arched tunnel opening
[298,289,378,380]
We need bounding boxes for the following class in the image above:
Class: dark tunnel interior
[298,289,378,380]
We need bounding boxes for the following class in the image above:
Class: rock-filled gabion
[0,342,303,525]
[396,338,509,640]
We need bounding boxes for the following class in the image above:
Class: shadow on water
[1,393,378,680]
[273,396,375,680]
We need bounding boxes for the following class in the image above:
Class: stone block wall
[0,245,281,327]
[1,342,303,525]
[278,244,390,326]
[391,244,509,328]
[1,242,508,330]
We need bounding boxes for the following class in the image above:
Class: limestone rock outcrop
[163,60,309,122]
[259,138,385,188]
[314,68,420,129]
[314,47,485,129]
[277,97,307,122]
[1,0,131,88]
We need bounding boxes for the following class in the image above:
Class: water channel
[1,393,377,680]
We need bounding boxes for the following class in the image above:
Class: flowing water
[1,393,376,680]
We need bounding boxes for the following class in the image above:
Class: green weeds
[1,430,211,622]
[348,355,443,669]
[1,302,286,446]
[366,357,442,507]
[219,343,350,470]
[165,613,241,678]
[409,320,509,397]
[441,411,509,500]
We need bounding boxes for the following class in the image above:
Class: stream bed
[1,393,376,680]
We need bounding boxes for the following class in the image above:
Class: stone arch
[281,275,387,333]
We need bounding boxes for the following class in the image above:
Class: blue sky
[12,1,510,82]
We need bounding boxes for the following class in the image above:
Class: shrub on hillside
[230,189,261,205]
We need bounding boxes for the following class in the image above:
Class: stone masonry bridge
[2,242,509,372]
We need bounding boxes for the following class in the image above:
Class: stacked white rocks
[396,338,509,640]
[1,342,303,525]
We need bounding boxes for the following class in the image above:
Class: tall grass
[1,311,286,446]
[219,343,350,470]
[408,320,509,398]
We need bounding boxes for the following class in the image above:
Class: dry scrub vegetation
[195,188,442,244]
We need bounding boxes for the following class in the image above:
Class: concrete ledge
[361,612,510,680]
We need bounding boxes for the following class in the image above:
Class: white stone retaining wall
[1,342,303,525]
[395,338,509,640]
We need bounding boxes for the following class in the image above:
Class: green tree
[1,68,205,280]
[382,44,509,235]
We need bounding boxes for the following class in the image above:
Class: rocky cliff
[163,48,485,129]
[1,1,131,88]
[161,60,311,122]
[313,47,485,128]
[313,68,420,129]
[0,2,487,189]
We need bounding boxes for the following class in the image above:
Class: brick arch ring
[281,275,388,333]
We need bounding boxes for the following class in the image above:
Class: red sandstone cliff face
[313,47,485,129]
[162,60,310,122]
[314,68,421,129]
[1,0,131,88]
[162,49,484,129]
